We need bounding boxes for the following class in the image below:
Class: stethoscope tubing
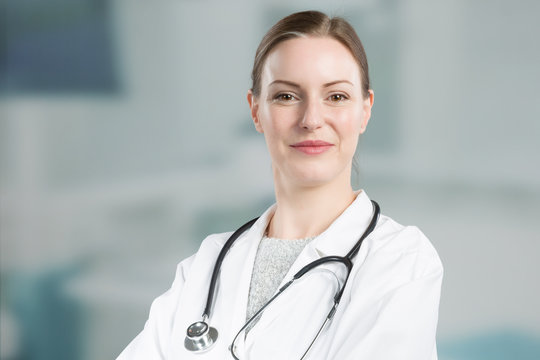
[203,217,259,319]
[190,200,380,358]
[204,200,379,320]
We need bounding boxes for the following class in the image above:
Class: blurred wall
[1,0,539,359]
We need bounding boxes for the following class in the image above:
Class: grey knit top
[245,235,315,334]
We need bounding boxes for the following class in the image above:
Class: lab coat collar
[310,190,375,258]
[242,203,276,243]
[241,190,375,259]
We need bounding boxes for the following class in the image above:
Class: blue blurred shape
[439,329,540,360]
[4,264,86,360]
[0,0,119,94]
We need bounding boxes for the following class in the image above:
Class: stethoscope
[184,200,380,359]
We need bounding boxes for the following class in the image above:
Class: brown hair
[250,10,371,99]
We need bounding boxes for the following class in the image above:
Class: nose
[300,98,324,130]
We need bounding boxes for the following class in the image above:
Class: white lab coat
[117,191,443,359]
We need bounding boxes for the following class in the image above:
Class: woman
[118,10,442,360]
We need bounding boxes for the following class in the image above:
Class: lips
[290,140,334,155]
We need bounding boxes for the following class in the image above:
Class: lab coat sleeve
[116,256,194,360]
[330,227,443,360]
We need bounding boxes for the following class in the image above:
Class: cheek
[261,106,297,137]
[335,108,364,138]
[257,110,287,158]
[331,109,363,159]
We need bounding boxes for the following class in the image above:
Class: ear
[359,89,374,134]
[247,90,263,133]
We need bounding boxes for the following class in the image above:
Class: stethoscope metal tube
[230,261,350,360]
[229,280,294,359]
[184,200,380,358]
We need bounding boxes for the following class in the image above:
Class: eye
[329,93,348,102]
[274,93,297,102]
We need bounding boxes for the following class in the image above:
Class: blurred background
[1,0,539,359]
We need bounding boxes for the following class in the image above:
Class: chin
[287,165,348,188]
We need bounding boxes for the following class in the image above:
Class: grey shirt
[245,235,315,333]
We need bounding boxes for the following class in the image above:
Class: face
[247,36,374,188]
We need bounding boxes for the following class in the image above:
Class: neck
[267,173,356,240]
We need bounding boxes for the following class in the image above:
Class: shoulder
[344,214,443,308]
[376,215,439,256]
[196,231,235,254]
[360,214,443,280]
[153,229,238,298]
[177,230,234,273]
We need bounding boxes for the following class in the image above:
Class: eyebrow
[268,79,354,88]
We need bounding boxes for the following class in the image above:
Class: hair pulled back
[250,10,371,99]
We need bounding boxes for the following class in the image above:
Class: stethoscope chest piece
[184,321,219,352]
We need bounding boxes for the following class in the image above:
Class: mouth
[290,140,334,155]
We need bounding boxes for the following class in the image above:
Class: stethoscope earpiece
[184,320,219,352]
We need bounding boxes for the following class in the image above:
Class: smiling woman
[248,36,373,207]
[117,10,443,360]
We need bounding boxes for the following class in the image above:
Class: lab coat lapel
[226,205,275,357]
[313,190,374,259]
[243,243,322,348]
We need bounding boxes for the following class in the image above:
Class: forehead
[261,36,361,87]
